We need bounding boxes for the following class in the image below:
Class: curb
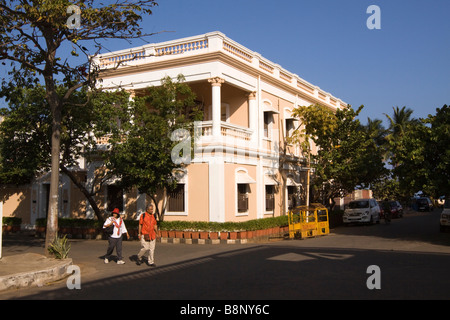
[158,235,288,244]
[0,253,72,292]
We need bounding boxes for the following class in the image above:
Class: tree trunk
[44,89,62,254]
[60,165,105,223]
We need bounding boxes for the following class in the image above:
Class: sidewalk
[0,231,267,294]
[0,232,72,292]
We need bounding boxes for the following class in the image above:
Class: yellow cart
[288,204,330,239]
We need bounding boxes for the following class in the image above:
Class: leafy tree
[371,173,402,201]
[389,119,429,197]
[391,105,450,198]
[424,105,450,197]
[106,75,202,221]
[0,0,158,250]
[290,104,386,209]
[384,106,418,167]
[0,84,131,222]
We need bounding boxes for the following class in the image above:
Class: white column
[208,77,224,138]
[248,91,257,144]
[208,160,225,222]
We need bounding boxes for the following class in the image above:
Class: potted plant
[2,217,21,233]
[160,230,169,238]
[219,231,228,240]
[229,231,238,240]
[190,231,199,239]
[199,231,209,239]
[175,230,184,239]
[35,218,46,237]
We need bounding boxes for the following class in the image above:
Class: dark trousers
[105,236,123,261]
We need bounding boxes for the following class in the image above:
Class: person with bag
[103,208,129,265]
[136,204,158,266]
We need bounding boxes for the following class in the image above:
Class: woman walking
[103,208,129,264]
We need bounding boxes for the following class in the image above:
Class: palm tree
[384,106,417,168]
[384,106,415,140]
[364,117,387,147]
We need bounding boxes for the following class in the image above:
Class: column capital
[248,91,257,100]
[208,77,225,87]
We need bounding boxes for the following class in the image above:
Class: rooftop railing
[94,31,346,110]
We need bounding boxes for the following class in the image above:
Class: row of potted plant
[2,217,22,233]
[157,216,289,240]
[159,226,289,240]
[33,215,290,240]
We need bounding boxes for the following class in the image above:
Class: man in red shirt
[136,204,158,266]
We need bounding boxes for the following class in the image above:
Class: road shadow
[332,208,450,247]
[6,244,450,301]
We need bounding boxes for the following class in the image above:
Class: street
[1,209,449,302]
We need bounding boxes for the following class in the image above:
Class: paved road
[1,209,449,303]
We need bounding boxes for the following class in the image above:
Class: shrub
[157,215,289,232]
[47,235,71,259]
[2,217,22,226]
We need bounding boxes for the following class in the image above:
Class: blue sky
[104,0,450,127]
[2,0,448,128]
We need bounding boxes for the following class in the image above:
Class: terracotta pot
[175,231,184,239]
[190,231,199,239]
[255,229,264,237]
[237,231,247,239]
[209,232,219,240]
[219,232,228,240]
[229,232,238,240]
[168,230,176,238]
[199,231,209,239]
[160,230,169,237]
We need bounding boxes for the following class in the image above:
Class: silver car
[343,198,381,224]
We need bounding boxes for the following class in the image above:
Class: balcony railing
[95,32,346,110]
[196,121,252,141]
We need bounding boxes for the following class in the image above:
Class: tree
[0,0,158,251]
[290,104,386,209]
[105,75,202,221]
[391,105,450,198]
[0,84,131,222]
[384,106,418,167]
[424,105,450,196]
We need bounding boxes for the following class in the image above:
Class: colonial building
[1,31,346,226]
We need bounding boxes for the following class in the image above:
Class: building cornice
[95,31,346,111]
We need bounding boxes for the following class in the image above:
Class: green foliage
[36,218,103,228]
[2,217,22,226]
[106,75,203,221]
[158,216,289,232]
[290,104,386,206]
[47,235,71,259]
[389,105,450,198]
[35,216,289,232]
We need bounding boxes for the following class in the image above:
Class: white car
[440,198,450,232]
[343,198,381,225]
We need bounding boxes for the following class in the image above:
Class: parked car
[440,198,450,232]
[343,198,381,224]
[416,197,434,212]
[437,196,445,208]
[379,200,403,219]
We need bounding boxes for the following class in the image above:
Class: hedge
[158,215,289,232]
[2,217,22,226]
[34,215,289,232]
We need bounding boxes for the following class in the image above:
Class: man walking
[137,204,158,266]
